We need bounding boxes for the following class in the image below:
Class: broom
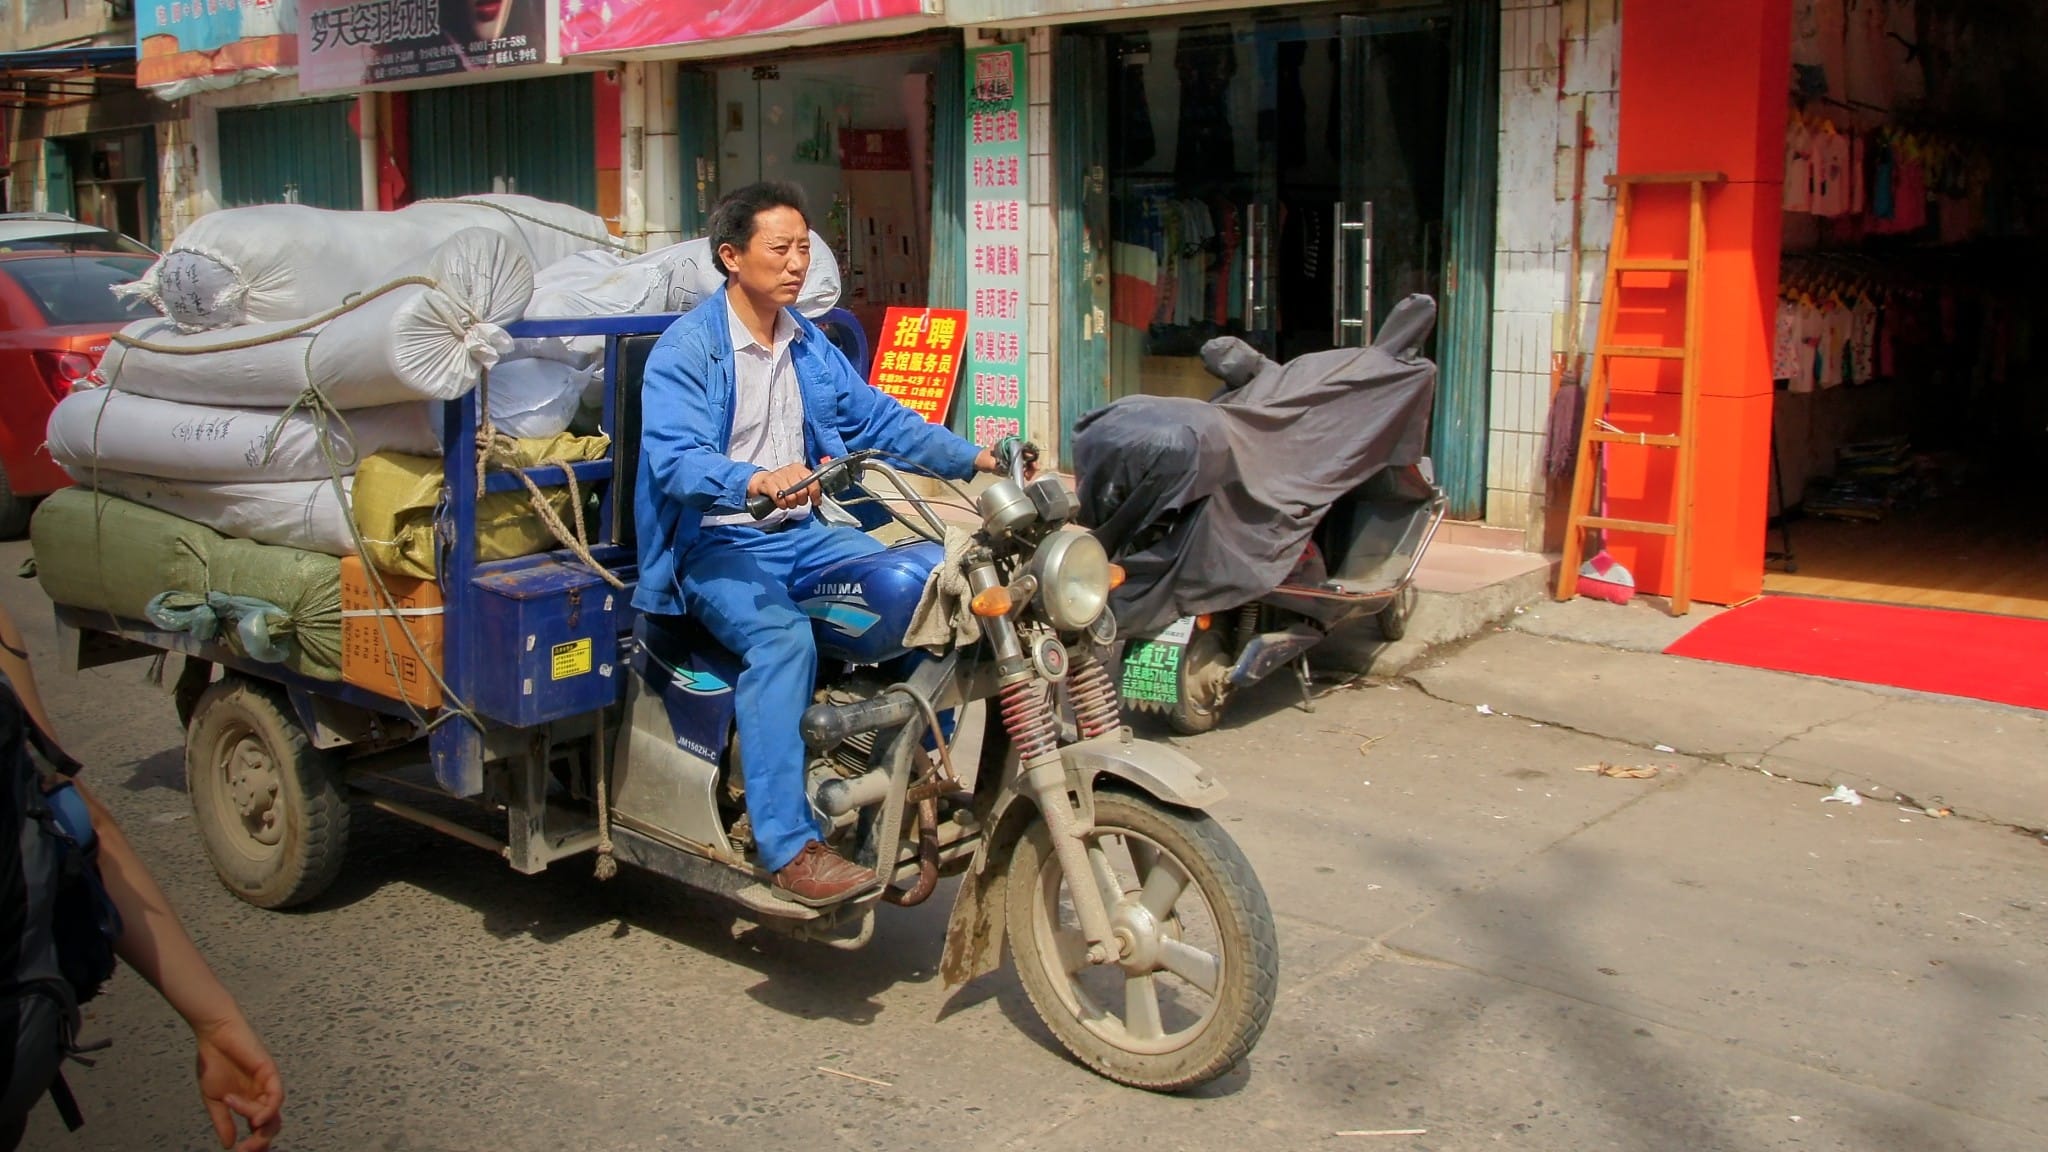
[1543,376,1635,604]
[1544,104,1635,606]
[1577,420,1636,604]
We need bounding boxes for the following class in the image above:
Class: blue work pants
[675,517,885,873]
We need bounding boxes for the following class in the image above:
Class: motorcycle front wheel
[1006,791,1278,1091]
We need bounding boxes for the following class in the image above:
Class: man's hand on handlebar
[974,437,1040,480]
[749,460,824,511]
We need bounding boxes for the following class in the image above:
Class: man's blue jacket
[631,287,983,617]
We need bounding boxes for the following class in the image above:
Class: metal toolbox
[468,553,627,727]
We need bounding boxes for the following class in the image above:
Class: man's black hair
[708,182,810,276]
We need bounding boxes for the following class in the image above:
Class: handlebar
[746,451,876,520]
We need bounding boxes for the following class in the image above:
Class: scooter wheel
[1377,585,1418,643]
[1167,630,1228,736]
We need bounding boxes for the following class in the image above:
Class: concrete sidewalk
[1407,599,2048,832]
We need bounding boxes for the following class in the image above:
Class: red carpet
[1664,596,2048,711]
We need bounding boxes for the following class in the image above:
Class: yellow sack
[352,433,611,579]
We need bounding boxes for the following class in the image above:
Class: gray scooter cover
[1073,294,1439,635]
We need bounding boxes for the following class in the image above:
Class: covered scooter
[1074,294,1447,732]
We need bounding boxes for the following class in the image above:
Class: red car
[0,249,158,536]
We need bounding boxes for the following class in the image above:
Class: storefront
[972,0,1498,507]
[292,0,604,215]
[561,1,963,417]
[676,35,955,356]
[1608,1,2047,619]
[0,45,177,247]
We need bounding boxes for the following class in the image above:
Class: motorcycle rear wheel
[1007,791,1278,1091]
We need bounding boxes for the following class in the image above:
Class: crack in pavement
[1398,669,2045,840]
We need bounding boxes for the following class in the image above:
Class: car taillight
[30,351,98,401]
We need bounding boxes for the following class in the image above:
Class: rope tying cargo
[592,707,617,880]
[472,370,628,593]
[106,275,441,355]
[419,197,634,254]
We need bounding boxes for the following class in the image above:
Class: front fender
[1060,732,1228,809]
[938,731,1227,989]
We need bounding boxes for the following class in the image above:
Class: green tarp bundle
[32,488,343,681]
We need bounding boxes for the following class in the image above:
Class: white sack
[47,389,439,483]
[664,231,842,318]
[523,248,675,362]
[73,471,358,557]
[398,195,614,279]
[99,229,533,409]
[485,358,595,440]
[529,249,671,318]
[119,194,604,331]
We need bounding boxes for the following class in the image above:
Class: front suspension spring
[1068,658,1121,741]
[999,678,1060,763]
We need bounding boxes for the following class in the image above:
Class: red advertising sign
[562,0,930,57]
[871,307,966,424]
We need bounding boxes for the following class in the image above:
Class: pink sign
[561,0,928,56]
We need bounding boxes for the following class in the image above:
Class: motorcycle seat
[635,611,727,673]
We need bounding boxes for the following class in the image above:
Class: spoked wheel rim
[1026,825,1227,1056]
[207,720,286,863]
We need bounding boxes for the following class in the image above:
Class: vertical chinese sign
[961,42,1029,448]
[871,307,967,423]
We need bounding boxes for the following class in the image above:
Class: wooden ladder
[1556,171,1725,615]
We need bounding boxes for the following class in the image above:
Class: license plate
[1120,616,1195,704]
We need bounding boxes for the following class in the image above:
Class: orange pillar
[1607,0,1789,605]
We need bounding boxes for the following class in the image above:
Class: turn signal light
[1107,563,1127,590]
[970,586,1014,618]
[1195,614,1213,631]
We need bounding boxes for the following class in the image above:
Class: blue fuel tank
[795,540,943,666]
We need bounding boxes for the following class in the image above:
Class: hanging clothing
[1116,34,1158,170]
[1784,119,1816,213]
[1773,300,1804,382]
[1885,0,1925,106]
[1843,0,1893,108]
[1810,127,1852,217]
[1173,26,1239,186]
[1849,297,1880,384]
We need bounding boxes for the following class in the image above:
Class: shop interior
[1767,0,2048,619]
[55,129,156,246]
[1097,8,1451,400]
[709,43,940,358]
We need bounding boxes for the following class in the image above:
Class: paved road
[9,538,2044,1151]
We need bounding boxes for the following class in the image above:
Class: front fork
[970,559,1124,966]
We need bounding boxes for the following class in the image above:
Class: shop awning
[0,43,134,109]
[0,45,136,73]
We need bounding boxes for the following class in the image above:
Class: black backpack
[1,672,122,1145]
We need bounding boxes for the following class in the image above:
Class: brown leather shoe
[773,841,878,907]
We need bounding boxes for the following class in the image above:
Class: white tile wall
[1487,0,1621,539]
[1026,27,1057,463]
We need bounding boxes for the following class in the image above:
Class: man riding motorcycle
[632,182,1017,906]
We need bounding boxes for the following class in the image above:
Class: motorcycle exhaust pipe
[801,691,920,750]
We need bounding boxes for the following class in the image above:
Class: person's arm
[77,782,285,1152]
[640,333,763,514]
[0,605,63,750]
[826,346,993,481]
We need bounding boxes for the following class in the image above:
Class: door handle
[1243,203,1258,331]
[1332,202,1373,347]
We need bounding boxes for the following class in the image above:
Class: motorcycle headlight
[1030,530,1112,632]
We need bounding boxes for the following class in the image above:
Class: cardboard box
[340,556,445,709]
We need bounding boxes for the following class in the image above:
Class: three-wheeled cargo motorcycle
[48,314,1277,1091]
